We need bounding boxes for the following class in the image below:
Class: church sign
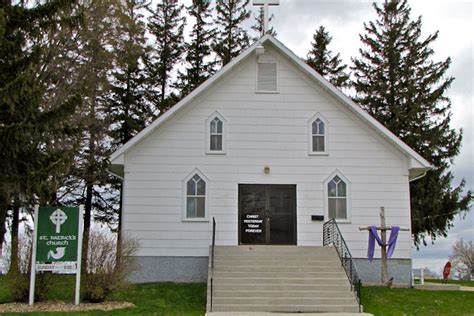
[29,205,84,305]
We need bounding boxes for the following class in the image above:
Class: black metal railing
[323,218,362,312]
[210,217,216,311]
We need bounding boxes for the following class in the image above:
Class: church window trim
[324,170,351,223]
[308,113,329,155]
[182,169,210,222]
[206,111,227,155]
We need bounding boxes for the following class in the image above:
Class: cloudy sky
[259,0,473,274]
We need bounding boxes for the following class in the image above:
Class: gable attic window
[206,112,226,154]
[256,63,278,93]
[308,113,328,155]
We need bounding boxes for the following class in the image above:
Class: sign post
[29,205,83,305]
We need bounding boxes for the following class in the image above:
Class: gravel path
[0,301,134,313]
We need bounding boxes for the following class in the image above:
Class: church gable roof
[110,35,432,177]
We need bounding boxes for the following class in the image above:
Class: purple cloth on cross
[367,225,400,261]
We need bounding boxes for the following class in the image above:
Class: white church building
[109,34,431,290]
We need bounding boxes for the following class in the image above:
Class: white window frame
[255,62,279,94]
[205,111,227,155]
[323,170,351,223]
[182,168,210,222]
[308,113,329,155]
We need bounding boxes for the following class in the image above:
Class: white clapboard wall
[122,44,412,260]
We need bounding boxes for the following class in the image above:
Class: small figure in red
[442,261,452,284]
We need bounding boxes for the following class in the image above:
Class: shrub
[7,237,51,302]
[82,229,137,302]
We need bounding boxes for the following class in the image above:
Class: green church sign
[36,207,79,264]
[29,205,83,305]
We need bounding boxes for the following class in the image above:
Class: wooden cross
[359,207,410,284]
[253,0,279,34]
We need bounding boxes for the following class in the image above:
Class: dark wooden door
[239,184,296,245]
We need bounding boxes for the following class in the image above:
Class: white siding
[123,45,412,259]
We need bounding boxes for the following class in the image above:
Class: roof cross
[253,0,279,34]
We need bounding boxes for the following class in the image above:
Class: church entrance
[239,184,297,245]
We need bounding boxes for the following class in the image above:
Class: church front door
[239,184,296,245]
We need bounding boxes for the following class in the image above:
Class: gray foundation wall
[353,258,412,285]
[130,256,411,285]
[130,256,208,283]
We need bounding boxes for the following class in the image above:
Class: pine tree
[251,6,277,39]
[352,0,472,245]
[108,0,151,147]
[175,0,217,97]
[146,0,186,114]
[213,0,251,66]
[49,0,123,268]
[306,26,349,88]
[0,1,80,266]
[105,0,151,241]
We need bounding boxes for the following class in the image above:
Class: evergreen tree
[175,0,217,97]
[108,0,151,147]
[306,26,349,88]
[0,1,80,266]
[106,0,151,241]
[251,6,277,39]
[213,0,251,66]
[146,0,186,114]
[51,0,122,267]
[352,0,472,245]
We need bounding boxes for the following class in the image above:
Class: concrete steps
[207,245,360,313]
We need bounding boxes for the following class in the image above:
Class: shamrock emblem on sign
[50,209,68,233]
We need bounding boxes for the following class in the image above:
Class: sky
[257,0,474,275]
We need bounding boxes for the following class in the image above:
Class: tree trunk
[0,189,10,258]
[81,182,93,272]
[9,195,20,274]
[115,181,123,271]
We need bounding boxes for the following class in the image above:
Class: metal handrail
[323,218,362,312]
[210,217,216,311]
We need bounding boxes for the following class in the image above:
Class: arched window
[206,112,226,154]
[308,114,328,155]
[327,175,347,220]
[186,174,206,218]
[210,117,223,151]
[312,118,325,152]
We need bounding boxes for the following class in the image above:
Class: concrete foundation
[130,256,208,283]
[130,256,412,285]
[353,258,412,285]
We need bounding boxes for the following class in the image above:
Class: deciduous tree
[450,239,473,280]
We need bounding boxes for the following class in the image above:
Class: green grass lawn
[0,275,206,315]
[362,286,474,316]
[1,276,474,315]
[425,278,474,287]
